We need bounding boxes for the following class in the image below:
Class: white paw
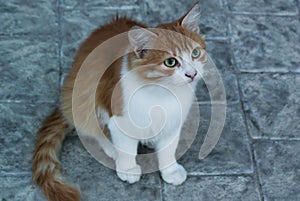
[161,163,187,185]
[117,165,142,184]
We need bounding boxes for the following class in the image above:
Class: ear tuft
[128,26,157,58]
[180,3,200,33]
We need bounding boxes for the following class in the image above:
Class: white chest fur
[112,67,195,143]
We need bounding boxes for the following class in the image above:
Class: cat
[32,3,206,201]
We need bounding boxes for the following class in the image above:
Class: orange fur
[32,4,205,200]
[32,17,147,201]
[32,109,80,201]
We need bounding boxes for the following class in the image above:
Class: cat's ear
[179,3,200,33]
[128,26,157,58]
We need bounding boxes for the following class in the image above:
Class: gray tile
[62,0,140,10]
[178,104,253,174]
[197,72,239,103]
[0,36,60,103]
[199,0,228,38]
[0,103,56,172]
[164,176,260,201]
[61,9,143,71]
[254,140,300,201]
[60,137,162,201]
[240,74,300,139]
[144,0,196,25]
[196,41,239,103]
[230,15,300,72]
[225,0,298,15]
[0,0,58,35]
[144,0,228,37]
[206,41,236,72]
[0,175,46,201]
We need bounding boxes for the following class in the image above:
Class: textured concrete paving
[0,0,299,201]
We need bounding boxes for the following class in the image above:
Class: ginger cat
[32,3,206,201]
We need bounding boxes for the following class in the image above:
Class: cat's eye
[191,48,202,59]
[164,58,178,68]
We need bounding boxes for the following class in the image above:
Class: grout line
[0,33,57,38]
[222,1,299,17]
[56,0,63,98]
[161,180,167,201]
[64,5,140,12]
[91,5,141,10]
[227,19,265,201]
[238,71,300,74]
[227,11,298,17]
[233,48,265,201]
[141,0,147,16]
[234,70,266,201]
[298,0,300,18]
[250,144,267,201]
[0,100,58,104]
[187,172,254,177]
[205,36,229,41]
[253,138,300,141]
[0,171,32,176]
[196,100,239,105]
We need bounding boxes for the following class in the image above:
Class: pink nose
[185,71,197,80]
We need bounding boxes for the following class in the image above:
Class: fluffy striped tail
[32,108,81,201]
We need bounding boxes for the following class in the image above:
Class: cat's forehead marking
[173,45,193,57]
[156,31,195,55]
[172,37,194,54]
[174,51,193,65]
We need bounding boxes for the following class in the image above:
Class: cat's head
[128,3,206,86]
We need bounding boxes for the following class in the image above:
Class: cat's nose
[185,71,197,80]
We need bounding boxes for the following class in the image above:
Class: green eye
[192,48,201,59]
[164,58,178,68]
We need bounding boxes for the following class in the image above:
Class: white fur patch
[112,59,195,143]
[97,107,110,128]
[107,52,200,184]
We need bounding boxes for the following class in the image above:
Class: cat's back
[73,17,146,71]
[61,17,146,123]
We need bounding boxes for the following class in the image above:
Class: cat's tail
[32,108,81,201]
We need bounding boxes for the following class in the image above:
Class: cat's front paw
[116,165,142,184]
[161,163,187,185]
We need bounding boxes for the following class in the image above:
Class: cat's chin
[177,79,197,86]
[172,81,193,87]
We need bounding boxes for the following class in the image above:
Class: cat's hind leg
[96,107,117,159]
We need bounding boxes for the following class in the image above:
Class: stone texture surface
[198,0,228,38]
[0,103,56,173]
[254,140,300,201]
[63,0,141,10]
[196,40,239,103]
[0,0,58,35]
[240,74,300,139]
[0,36,60,103]
[61,9,143,71]
[0,174,43,201]
[179,104,253,174]
[230,15,300,72]
[164,176,260,201]
[225,0,299,14]
[145,0,228,37]
[59,137,162,201]
[1,1,299,201]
